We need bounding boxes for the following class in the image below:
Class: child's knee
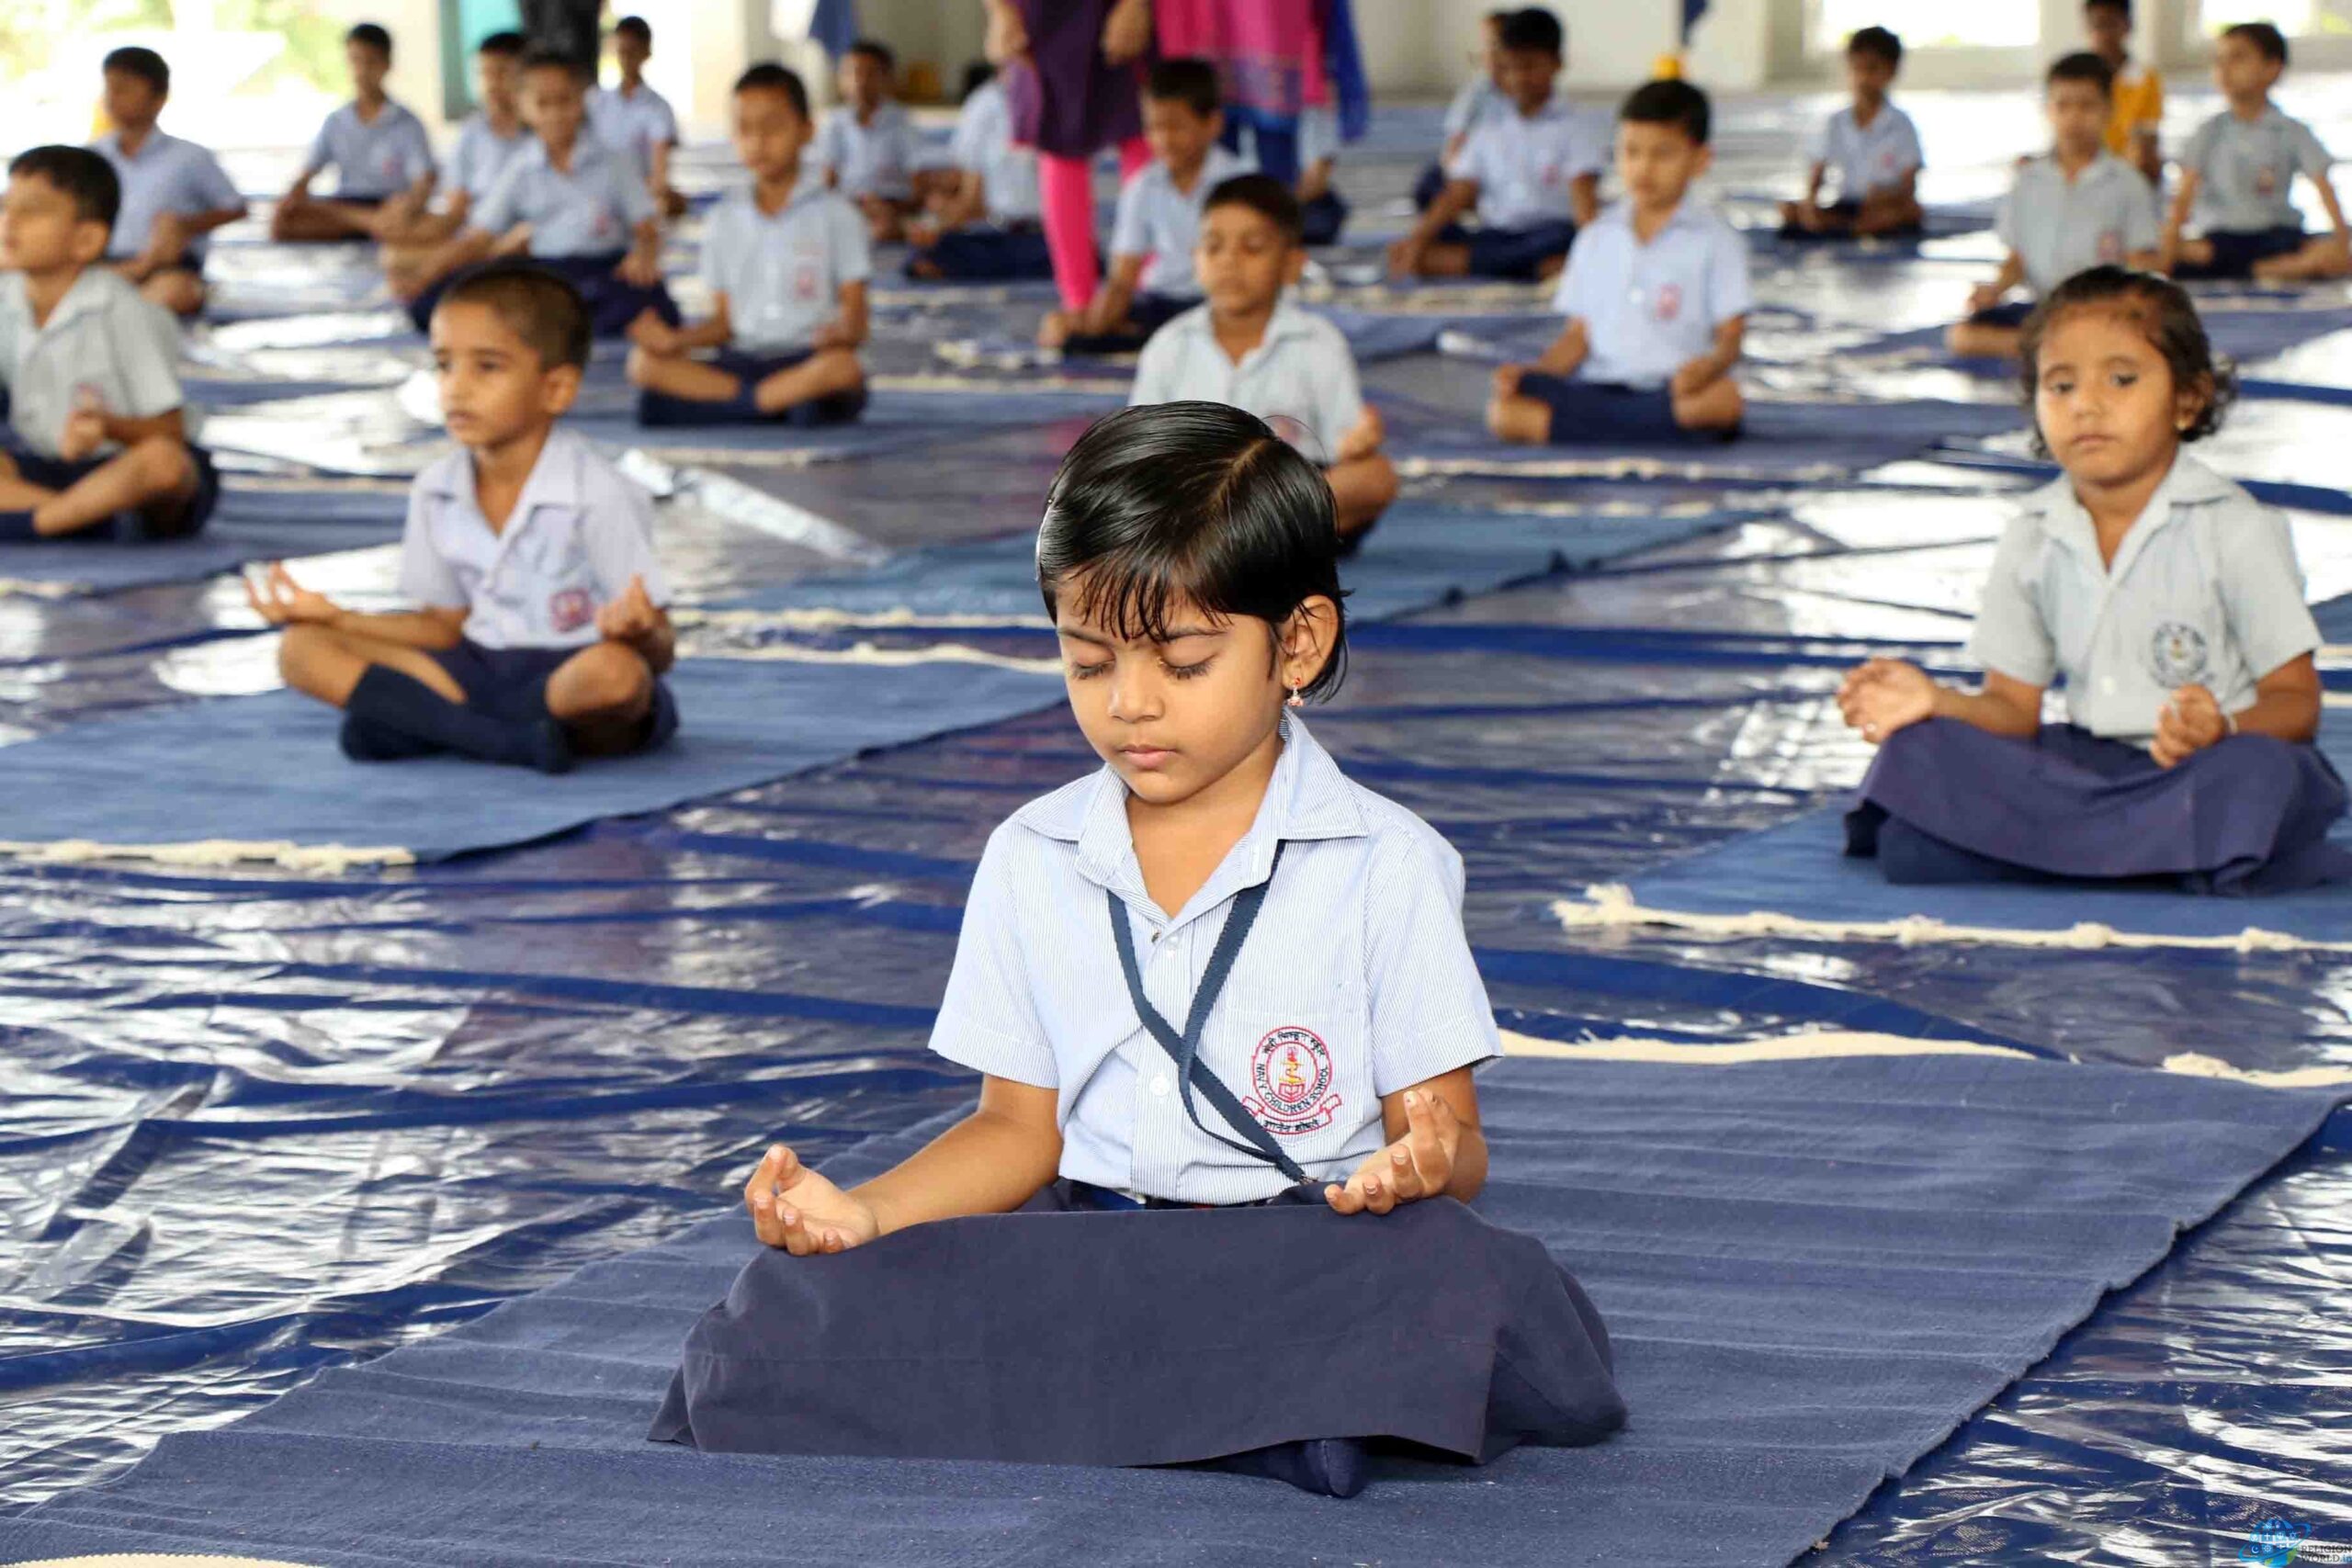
[555,642,652,717]
[130,436,195,494]
[277,622,333,685]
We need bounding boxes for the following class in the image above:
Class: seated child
[588,16,687,221]
[391,48,677,338]
[377,31,530,259]
[1842,267,2345,894]
[1779,28,1923,240]
[815,39,921,244]
[1949,53,2159,361]
[905,62,1050,283]
[1414,9,1510,209]
[2086,0,2163,183]
[2163,22,2350,283]
[0,147,220,544]
[270,23,437,243]
[1129,176,1395,544]
[91,47,247,318]
[628,64,868,427]
[1294,105,1348,245]
[1487,82,1747,446]
[650,402,1624,1496]
[249,262,677,774]
[1389,8,1600,283]
[1038,58,1250,354]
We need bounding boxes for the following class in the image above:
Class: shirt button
[1150,1075,1171,1097]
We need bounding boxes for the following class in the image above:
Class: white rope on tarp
[0,839,413,872]
[1553,884,2352,955]
[1504,1029,2352,1089]
[698,641,1059,675]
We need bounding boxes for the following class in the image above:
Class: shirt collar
[422,425,587,515]
[30,267,119,335]
[1019,713,1369,919]
[526,134,607,174]
[2023,452,2233,570]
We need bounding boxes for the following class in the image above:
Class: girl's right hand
[1965,282,2002,315]
[744,1145,881,1256]
[1838,658,1938,743]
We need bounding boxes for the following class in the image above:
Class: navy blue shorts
[2176,225,2309,280]
[1059,290,1195,356]
[1778,200,1922,241]
[5,442,220,540]
[409,254,681,336]
[1300,189,1348,246]
[1518,373,1729,445]
[1438,220,1577,280]
[429,638,679,753]
[1966,300,2034,329]
[906,222,1053,282]
[1412,161,1451,210]
[636,347,869,428]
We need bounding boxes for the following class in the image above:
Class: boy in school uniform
[1389,8,1601,283]
[271,23,437,243]
[250,262,676,774]
[1128,175,1396,543]
[589,17,687,220]
[906,62,1050,282]
[90,47,246,319]
[0,147,220,543]
[815,39,922,244]
[628,64,869,427]
[1038,59,1251,353]
[1414,9,1511,209]
[1779,28,1923,240]
[391,49,676,339]
[377,32,530,258]
[2086,0,2163,183]
[1949,53,2159,361]
[1487,82,1747,446]
[2162,22,2350,283]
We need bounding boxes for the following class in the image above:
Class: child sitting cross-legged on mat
[92,46,248,319]
[390,48,677,338]
[650,402,1624,1495]
[375,32,530,262]
[1841,267,2346,894]
[1487,81,1747,446]
[1127,175,1396,545]
[0,146,220,544]
[2160,22,2351,285]
[270,23,436,244]
[250,263,677,775]
[1949,52,2159,361]
[626,63,869,429]
[1778,27,1924,241]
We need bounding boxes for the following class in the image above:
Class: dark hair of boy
[2222,20,2289,65]
[438,260,594,371]
[2046,50,2116,95]
[478,29,526,57]
[848,38,896,72]
[1204,174,1304,246]
[346,22,393,58]
[102,45,170,94]
[734,61,810,120]
[1498,7,1564,59]
[2084,0,2130,17]
[521,45,588,83]
[1037,402,1350,701]
[1621,78,1711,145]
[962,60,998,99]
[614,15,652,44]
[2016,265,2235,456]
[8,144,122,231]
[1145,57,1221,116]
[1848,26,1902,68]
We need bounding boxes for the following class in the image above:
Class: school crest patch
[1245,1026,1341,1135]
[2255,164,2281,196]
[548,586,597,635]
[1654,282,1683,323]
[2149,619,2210,685]
[2098,229,2124,263]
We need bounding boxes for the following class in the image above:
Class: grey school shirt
[2183,105,2334,234]
[90,129,242,262]
[698,181,872,354]
[1996,151,2161,294]
[472,134,655,257]
[0,268,187,458]
[1970,455,2322,740]
[301,98,435,198]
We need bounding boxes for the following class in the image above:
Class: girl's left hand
[1326,1089,1458,1216]
[1838,658,1937,743]
[2152,683,2227,768]
[1101,0,1152,65]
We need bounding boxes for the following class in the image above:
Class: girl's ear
[2174,370,2213,434]
[1280,595,1340,692]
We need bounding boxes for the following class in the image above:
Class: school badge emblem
[1654,282,1683,322]
[2256,164,2280,196]
[2149,620,2210,685]
[548,586,596,634]
[1245,1026,1341,1135]
[2098,229,2124,263]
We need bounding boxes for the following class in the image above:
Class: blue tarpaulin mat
[0,656,1062,861]
[0,483,408,595]
[0,1052,2337,1567]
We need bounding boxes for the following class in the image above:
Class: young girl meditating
[651,401,1624,1495]
[1840,266,2346,891]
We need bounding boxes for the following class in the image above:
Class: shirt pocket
[1204,975,1373,1165]
[2138,575,2228,692]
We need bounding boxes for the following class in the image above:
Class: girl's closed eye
[1067,656,1112,680]
[1161,655,1214,680]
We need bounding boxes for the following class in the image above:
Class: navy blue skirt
[649,1182,1624,1493]
[1847,719,2352,894]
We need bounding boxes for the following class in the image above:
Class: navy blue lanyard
[1107,840,1310,1187]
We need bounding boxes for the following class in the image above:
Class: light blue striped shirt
[930,715,1501,1205]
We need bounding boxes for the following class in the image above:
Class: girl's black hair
[2017,265,2237,458]
[1036,402,1349,702]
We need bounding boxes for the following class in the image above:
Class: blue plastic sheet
[0,1055,2338,1568]
[0,482,407,595]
